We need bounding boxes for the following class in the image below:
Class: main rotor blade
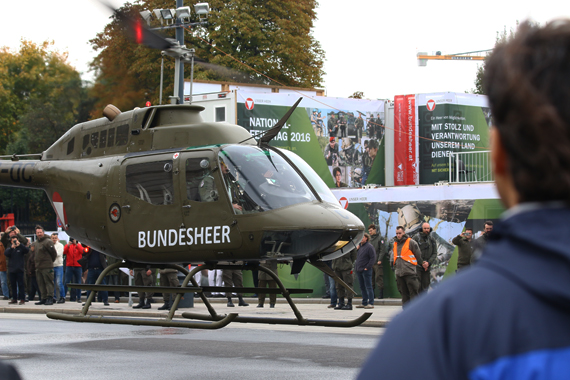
[308,257,357,297]
[195,60,258,83]
[258,97,303,147]
[100,0,175,50]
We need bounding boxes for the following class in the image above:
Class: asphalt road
[0,313,383,380]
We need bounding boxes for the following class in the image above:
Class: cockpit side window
[186,158,217,202]
[126,160,175,205]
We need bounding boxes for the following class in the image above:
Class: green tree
[0,40,89,228]
[349,91,364,99]
[0,40,88,154]
[89,0,325,112]
[472,23,519,95]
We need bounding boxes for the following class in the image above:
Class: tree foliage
[349,91,364,99]
[472,23,519,95]
[89,0,325,112]
[0,40,89,227]
[0,40,89,154]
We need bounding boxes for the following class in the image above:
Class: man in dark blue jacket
[359,20,570,379]
[354,233,376,309]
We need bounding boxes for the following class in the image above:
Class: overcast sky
[2,0,570,100]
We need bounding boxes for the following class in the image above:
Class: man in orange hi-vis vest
[390,226,423,305]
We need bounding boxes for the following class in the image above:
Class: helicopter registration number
[138,226,231,248]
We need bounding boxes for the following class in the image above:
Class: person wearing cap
[324,137,339,166]
[368,224,386,299]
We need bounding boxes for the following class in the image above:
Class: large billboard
[332,184,503,297]
[416,92,491,184]
[394,95,419,185]
[236,92,386,189]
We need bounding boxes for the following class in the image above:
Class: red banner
[394,95,418,185]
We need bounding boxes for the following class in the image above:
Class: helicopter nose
[257,202,364,260]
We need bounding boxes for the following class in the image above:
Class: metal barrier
[448,151,494,183]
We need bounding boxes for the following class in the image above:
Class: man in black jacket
[4,235,29,304]
[354,233,376,309]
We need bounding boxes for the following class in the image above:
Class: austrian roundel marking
[109,203,121,223]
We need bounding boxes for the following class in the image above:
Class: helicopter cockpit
[218,145,336,214]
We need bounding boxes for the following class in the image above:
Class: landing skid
[46,262,371,329]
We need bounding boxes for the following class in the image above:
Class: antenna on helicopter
[238,97,303,146]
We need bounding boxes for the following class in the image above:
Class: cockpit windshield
[219,145,317,213]
[277,148,339,205]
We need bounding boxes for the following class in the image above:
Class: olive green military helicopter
[0,5,367,329]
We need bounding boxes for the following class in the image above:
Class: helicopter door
[121,153,183,252]
[178,152,242,252]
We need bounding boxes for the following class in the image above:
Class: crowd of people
[320,220,497,310]
[0,226,267,310]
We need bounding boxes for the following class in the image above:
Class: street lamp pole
[175,0,184,104]
[143,2,209,105]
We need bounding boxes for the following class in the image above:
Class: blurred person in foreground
[359,20,570,379]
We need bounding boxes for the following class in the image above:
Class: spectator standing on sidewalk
[83,247,109,306]
[412,222,438,293]
[158,266,179,311]
[64,238,83,302]
[355,233,376,309]
[452,228,474,271]
[4,234,28,305]
[32,225,57,306]
[332,246,357,310]
[132,266,154,309]
[26,245,41,301]
[105,255,122,303]
[390,226,423,305]
[51,233,65,303]
[257,261,278,308]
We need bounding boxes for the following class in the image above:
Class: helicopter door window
[82,135,89,150]
[186,158,217,202]
[126,160,175,205]
[108,128,115,147]
[66,137,75,155]
[100,130,107,148]
[91,132,99,149]
[116,124,129,146]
